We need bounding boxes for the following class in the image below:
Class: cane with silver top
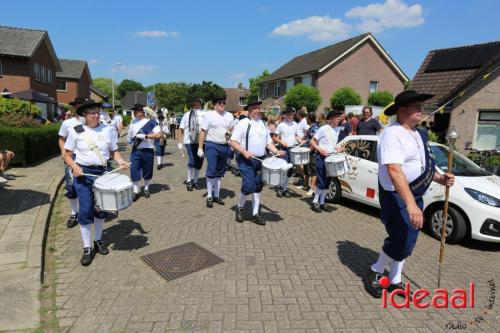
[437,126,458,288]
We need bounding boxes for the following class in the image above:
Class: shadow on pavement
[103,219,149,251]
[337,240,378,279]
[0,189,50,215]
[148,183,170,194]
[336,198,380,218]
[460,238,500,252]
[229,203,283,222]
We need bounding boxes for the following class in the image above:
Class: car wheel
[326,177,342,203]
[427,206,467,244]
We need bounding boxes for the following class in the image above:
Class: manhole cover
[141,242,224,281]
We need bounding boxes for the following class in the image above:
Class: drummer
[198,94,234,208]
[155,114,169,170]
[230,98,284,225]
[58,97,85,228]
[309,109,345,213]
[63,100,129,266]
[127,103,161,201]
[272,106,304,198]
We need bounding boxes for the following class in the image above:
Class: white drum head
[290,147,310,153]
[262,157,287,170]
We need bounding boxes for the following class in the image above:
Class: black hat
[282,106,296,114]
[243,97,262,111]
[326,109,344,119]
[69,96,86,106]
[212,94,227,104]
[76,99,102,116]
[384,90,434,116]
[190,98,202,105]
[132,103,145,111]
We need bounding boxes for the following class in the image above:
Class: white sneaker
[0,176,7,184]
[306,189,314,196]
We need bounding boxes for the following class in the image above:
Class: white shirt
[158,119,170,134]
[230,118,272,157]
[179,109,208,144]
[297,118,309,139]
[378,123,427,191]
[275,120,299,146]
[64,124,118,166]
[58,117,82,138]
[313,125,341,153]
[108,115,122,132]
[99,110,109,124]
[201,110,234,144]
[168,117,177,126]
[127,118,161,149]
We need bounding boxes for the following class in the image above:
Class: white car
[327,135,500,244]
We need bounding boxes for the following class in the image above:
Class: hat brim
[384,93,434,116]
[326,111,344,119]
[243,101,262,111]
[76,102,102,116]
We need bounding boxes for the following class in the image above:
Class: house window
[286,79,294,92]
[41,65,46,83]
[273,83,280,97]
[239,96,248,106]
[369,81,379,93]
[474,110,500,150]
[47,69,52,85]
[260,84,267,99]
[34,63,40,81]
[302,75,312,86]
[57,80,67,91]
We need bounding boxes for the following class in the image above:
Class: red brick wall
[79,65,91,99]
[317,40,405,112]
[29,39,57,98]
[0,56,31,92]
[57,80,78,104]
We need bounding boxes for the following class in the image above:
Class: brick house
[409,40,500,152]
[259,33,408,113]
[90,85,109,102]
[56,59,92,104]
[0,26,61,118]
[224,83,250,112]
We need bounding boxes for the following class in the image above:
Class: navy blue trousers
[154,140,166,156]
[237,154,264,195]
[73,164,106,225]
[315,154,331,190]
[130,148,154,181]
[64,156,77,199]
[379,185,422,261]
[185,143,204,170]
[205,141,228,178]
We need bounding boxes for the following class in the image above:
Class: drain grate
[141,242,224,281]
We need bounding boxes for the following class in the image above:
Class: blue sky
[2,0,499,88]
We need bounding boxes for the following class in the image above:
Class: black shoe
[193,182,201,190]
[94,240,109,255]
[235,208,244,222]
[80,247,94,266]
[276,190,283,198]
[213,197,225,205]
[387,282,410,300]
[365,269,385,298]
[157,165,162,170]
[283,190,292,198]
[251,214,266,225]
[303,185,311,192]
[320,204,332,212]
[206,197,213,208]
[186,181,193,191]
[66,214,78,228]
[311,203,322,213]
[144,190,150,198]
[133,193,139,202]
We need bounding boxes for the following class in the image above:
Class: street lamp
[111,62,123,109]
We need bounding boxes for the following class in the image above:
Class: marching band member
[155,114,169,170]
[365,90,455,297]
[178,98,207,191]
[107,108,123,139]
[63,100,129,266]
[272,106,303,198]
[309,110,345,213]
[58,97,85,228]
[198,95,234,208]
[230,98,283,225]
[127,103,161,201]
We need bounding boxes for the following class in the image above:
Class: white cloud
[272,16,352,42]
[88,59,99,65]
[134,30,179,38]
[116,65,156,77]
[346,0,424,33]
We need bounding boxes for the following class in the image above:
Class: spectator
[168,113,177,139]
[338,110,352,141]
[0,149,15,172]
[348,112,359,135]
[357,106,382,135]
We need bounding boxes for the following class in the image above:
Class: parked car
[327,135,500,244]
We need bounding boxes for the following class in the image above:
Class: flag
[147,92,156,107]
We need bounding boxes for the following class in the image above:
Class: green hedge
[0,124,61,166]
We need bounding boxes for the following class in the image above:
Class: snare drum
[324,153,348,177]
[261,157,293,186]
[289,147,311,165]
[93,173,134,212]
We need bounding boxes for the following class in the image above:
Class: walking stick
[437,126,459,288]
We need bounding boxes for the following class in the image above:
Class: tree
[330,87,362,110]
[188,81,226,104]
[248,70,270,99]
[117,79,144,99]
[154,82,191,114]
[284,84,322,113]
[92,77,116,99]
[368,90,394,107]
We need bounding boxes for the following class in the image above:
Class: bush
[122,115,132,127]
[0,98,41,115]
[284,84,322,113]
[428,130,439,142]
[330,87,362,111]
[0,112,41,128]
[0,124,61,166]
[368,91,394,107]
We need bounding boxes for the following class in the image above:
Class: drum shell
[289,147,311,165]
[262,157,287,186]
[93,173,133,212]
[325,154,349,177]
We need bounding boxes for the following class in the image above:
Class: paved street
[52,141,500,333]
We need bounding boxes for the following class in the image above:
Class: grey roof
[56,59,88,79]
[90,85,109,99]
[261,33,371,83]
[0,26,61,70]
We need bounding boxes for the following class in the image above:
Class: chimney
[237,82,243,90]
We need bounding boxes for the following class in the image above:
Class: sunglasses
[216,101,226,105]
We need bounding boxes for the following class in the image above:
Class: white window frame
[474,110,500,150]
[369,81,379,93]
[41,65,46,83]
[286,79,294,92]
[273,83,280,97]
[302,74,312,86]
[57,80,67,92]
[238,96,247,106]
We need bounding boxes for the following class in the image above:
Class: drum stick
[298,139,310,147]
[251,156,264,162]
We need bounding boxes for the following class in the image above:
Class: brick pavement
[53,141,500,333]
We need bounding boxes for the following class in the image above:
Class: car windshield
[431,145,490,177]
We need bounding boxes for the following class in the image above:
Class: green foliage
[188,81,226,104]
[284,84,322,113]
[404,80,412,90]
[122,114,132,127]
[154,82,191,114]
[428,130,439,142]
[330,87,362,110]
[368,91,394,107]
[0,112,41,127]
[0,124,61,166]
[248,70,270,99]
[117,79,144,98]
[92,77,116,99]
[0,98,41,115]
